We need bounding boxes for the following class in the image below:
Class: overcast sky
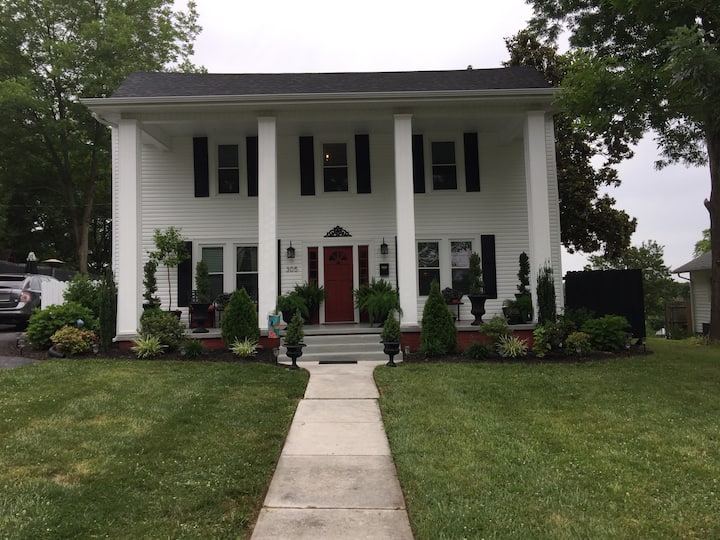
[187,0,710,275]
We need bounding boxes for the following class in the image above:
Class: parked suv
[0,273,59,328]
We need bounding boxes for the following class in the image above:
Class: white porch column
[524,111,553,320]
[116,119,142,337]
[394,114,419,326]
[257,116,278,330]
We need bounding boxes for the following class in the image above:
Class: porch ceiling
[128,104,530,141]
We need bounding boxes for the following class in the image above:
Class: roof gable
[111,67,552,98]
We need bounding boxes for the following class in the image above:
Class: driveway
[0,324,40,370]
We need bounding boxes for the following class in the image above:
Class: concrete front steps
[279,331,387,364]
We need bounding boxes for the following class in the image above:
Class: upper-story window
[323,143,348,192]
[218,144,240,193]
[431,141,457,190]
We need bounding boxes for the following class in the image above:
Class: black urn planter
[190,302,211,333]
[467,294,489,325]
[284,342,305,370]
[382,340,401,367]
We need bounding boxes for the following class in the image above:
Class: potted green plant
[380,309,401,367]
[353,278,400,327]
[150,227,189,316]
[142,259,160,310]
[466,252,488,325]
[441,287,463,304]
[190,260,211,333]
[293,281,326,324]
[276,292,309,324]
[517,252,531,297]
[283,310,305,370]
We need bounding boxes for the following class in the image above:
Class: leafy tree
[504,30,636,257]
[0,0,201,272]
[526,1,720,339]
[694,229,711,258]
[587,240,687,329]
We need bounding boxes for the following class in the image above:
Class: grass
[0,359,308,539]
[375,338,720,539]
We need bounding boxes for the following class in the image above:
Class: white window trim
[210,139,244,196]
[426,135,465,193]
[317,138,356,195]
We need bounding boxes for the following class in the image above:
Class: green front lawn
[375,339,720,539]
[0,360,308,538]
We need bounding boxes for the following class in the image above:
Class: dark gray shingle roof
[674,251,712,273]
[112,67,551,98]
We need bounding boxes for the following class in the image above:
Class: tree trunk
[706,128,720,340]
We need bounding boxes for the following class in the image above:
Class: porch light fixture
[380,238,389,255]
[287,241,295,259]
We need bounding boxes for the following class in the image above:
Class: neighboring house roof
[111,67,552,98]
[674,251,712,273]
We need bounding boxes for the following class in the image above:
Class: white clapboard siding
[136,120,561,322]
[691,271,711,333]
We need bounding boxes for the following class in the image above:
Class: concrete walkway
[251,360,414,540]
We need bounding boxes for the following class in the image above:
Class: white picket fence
[41,280,69,308]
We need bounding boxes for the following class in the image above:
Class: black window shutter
[481,235,497,299]
[464,132,480,192]
[193,137,209,197]
[412,134,425,193]
[355,134,371,193]
[177,241,193,307]
[299,136,315,196]
[246,136,258,197]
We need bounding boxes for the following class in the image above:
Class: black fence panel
[565,269,646,338]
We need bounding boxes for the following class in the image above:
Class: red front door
[324,246,355,323]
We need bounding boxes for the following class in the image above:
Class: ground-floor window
[418,241,440,296]
[451,241,472,293]
[201,246,224,301]
[236,246,258,301]
[418,239,475,296]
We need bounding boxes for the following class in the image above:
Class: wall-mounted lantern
[380,238,389,255]
[287,241,295,259]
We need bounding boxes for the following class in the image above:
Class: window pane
[236,274,258,301]
[432,141,455,164]
[324,167,348,192]
[418,242,439,268]
[208,275,224,301]
[451,242,472,268]
[452,268,470,294]
[419,269,440,296]
[202,247,223,273]
[218,145,239,168]
[323,143,347,167]
[218,169,239,193]
[236,247,258,272]
[432,165,457,190]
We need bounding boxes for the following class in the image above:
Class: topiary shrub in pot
[380,309,402,367]
[466,252,488,325]
[283,310,305,370]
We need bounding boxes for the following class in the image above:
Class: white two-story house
[83,67,562,344]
